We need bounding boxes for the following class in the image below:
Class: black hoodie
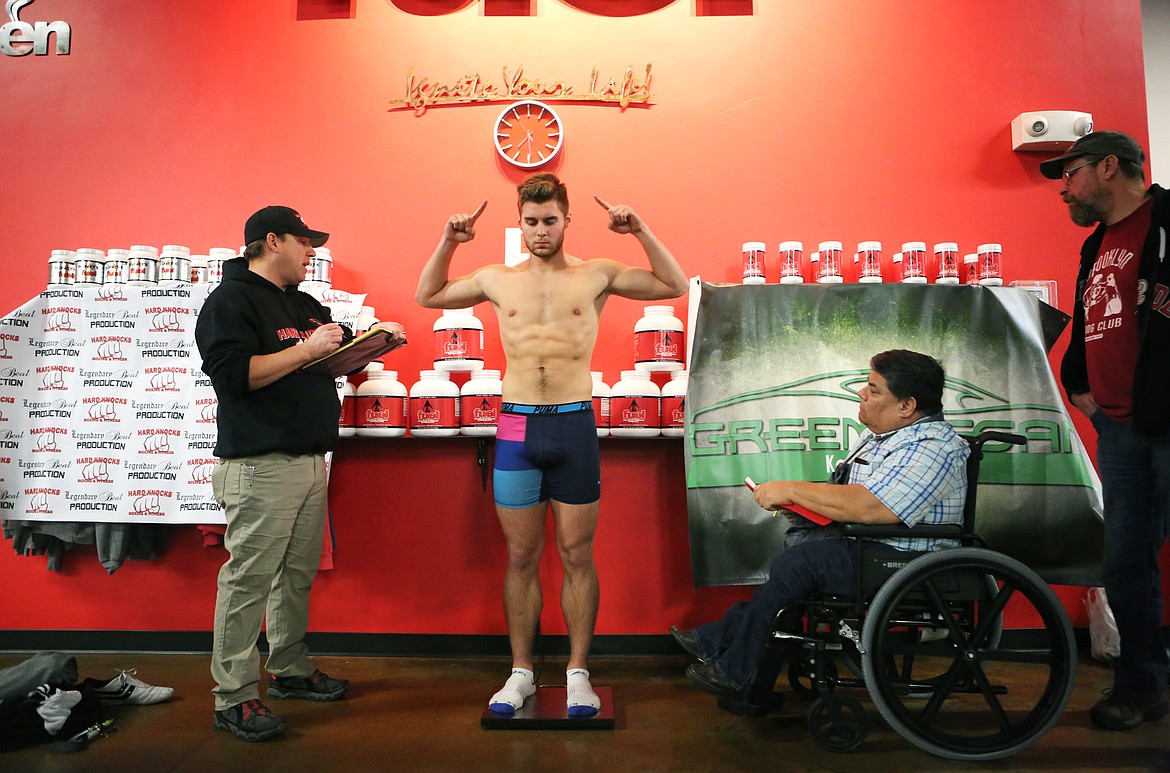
[195,257,349,458]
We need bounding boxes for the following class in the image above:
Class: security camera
[1027,117,1049,137]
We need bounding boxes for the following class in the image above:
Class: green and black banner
[684,283,1102,588]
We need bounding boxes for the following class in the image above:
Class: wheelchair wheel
[788,652,839,699]
[807,693,868,752]
[883,572,1004,689]
[861,548,1075,761]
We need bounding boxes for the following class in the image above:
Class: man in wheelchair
[673,349,971,705]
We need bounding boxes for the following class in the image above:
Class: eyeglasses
[1062,158,1101,183]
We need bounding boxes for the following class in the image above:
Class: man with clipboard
[196,206,406,742]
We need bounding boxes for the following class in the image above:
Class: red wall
[0,0,1153,638]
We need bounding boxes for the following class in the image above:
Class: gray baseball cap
[1039,130,1145,180]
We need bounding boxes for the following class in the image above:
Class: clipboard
[301,328,406,377]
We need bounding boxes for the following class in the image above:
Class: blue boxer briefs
[493,401,601,508]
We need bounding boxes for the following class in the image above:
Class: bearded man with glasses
[1039,130,1170,731]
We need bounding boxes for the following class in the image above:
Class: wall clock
[493,100,563,168]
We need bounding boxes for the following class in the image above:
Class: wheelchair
[724,430,1077,761]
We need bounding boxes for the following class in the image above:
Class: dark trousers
[693,538,866,691]
[1091,410,1170,699]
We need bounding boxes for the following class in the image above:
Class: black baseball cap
[1039,130,1146,180]
[243,205,329,247]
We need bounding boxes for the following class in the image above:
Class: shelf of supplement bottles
[348,304,691,439]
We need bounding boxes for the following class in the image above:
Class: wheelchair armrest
[841,523,965,540]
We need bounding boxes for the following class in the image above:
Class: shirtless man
[415,173,687,717]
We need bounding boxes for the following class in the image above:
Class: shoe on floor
[85,668,174,705]
[268,670,349,702]
[685,663,740,699]
[1090,689,1169,731]
[213,699,287,742]
[670,626,709,662]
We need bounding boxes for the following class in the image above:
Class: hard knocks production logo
[129,489,172,517]
[92,336,129,362]
[144,367,184,392]
[37,365,72,391]
[146,306,188,333]
[0,332,18,359]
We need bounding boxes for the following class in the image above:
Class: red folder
[744,477,833,526]
[779,504,833,526]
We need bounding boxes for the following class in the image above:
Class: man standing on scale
[415,173,687,717]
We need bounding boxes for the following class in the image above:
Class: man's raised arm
[594,195,688,300]
[415,200,491,309]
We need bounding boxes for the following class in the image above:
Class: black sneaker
[213,699,287,742]
[1090,689,1169,731]
[268,670,349,702]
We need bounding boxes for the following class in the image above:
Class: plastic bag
[1084,586,1120,663]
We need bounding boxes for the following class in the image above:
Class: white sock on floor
[566,668,600,717]
[488,668,535,715]
[34,686,83,735]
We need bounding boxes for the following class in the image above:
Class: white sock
[33,685,83,735]
[488,668,535,715]
[566,668,600,717]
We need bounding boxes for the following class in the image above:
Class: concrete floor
[0,652,1167,772]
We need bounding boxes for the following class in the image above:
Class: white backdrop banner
[0,284,365,524]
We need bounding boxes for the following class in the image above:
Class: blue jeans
[1090,410,1170,699]
[693,538,867,692]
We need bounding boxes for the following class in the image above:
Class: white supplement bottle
[337,376,357,438]
[660,369,688,438]
[103,249,130,286]
[207,247,236,285]
[158,245,192,286]
[857,241,883,284]
[127,245,160,286]
[634,305,684,373]
[610,369,661,438]
[433,308,484,372]
[591,370,611,438]
[934,242,960,284]
[47,249,77,288]
[409,369,460,437]
[816,241,844,283]
[742,241,766,285]
[900,242,928,283]
[73,248,106,286]
[356,369,407,437]
[355,306,378,333]
[890,252,904,283]
[461,369,503,437]
[778,241,804,284]
[190,255,209,284]
[305,245,333,289]
[963,254,980,286]
[977,243,1004,285]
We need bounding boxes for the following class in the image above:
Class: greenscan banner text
[684,283,1102,587]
